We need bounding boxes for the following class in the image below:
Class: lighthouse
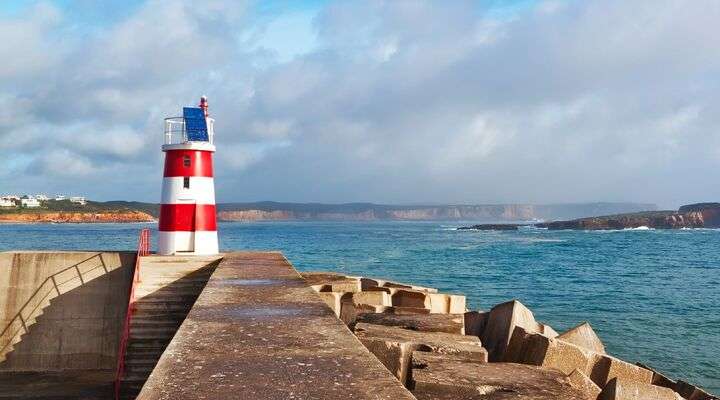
[158,96,219,255]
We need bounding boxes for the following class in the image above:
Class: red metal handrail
[114,228,151,399]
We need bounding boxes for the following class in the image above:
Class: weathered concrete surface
[354,322,486,386]
[672,380,719,400]
[354,313,465,334]
[481,300,541,361]
[636,362,676,389]
[409,352,586,399]
[0,370,114,399]
[558,322,606,354]
[567,369,601,399]
[598,378,683,400]
[464,310,488,337]
[589,353,653,388]
[137,252,415,400]
[505,326,594,375]
[0,251,135,370]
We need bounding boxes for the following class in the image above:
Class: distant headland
[459,203,720,230]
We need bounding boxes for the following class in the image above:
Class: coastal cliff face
[0,211,154,223]
[217,203,655,222]
[536,203,720,230]
[218,210,295,221]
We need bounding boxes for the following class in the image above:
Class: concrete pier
[138,252,414,399]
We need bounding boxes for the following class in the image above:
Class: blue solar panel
[183,107,209,142]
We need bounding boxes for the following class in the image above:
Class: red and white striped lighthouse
[158,96,219,255]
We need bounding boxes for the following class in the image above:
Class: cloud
[2,0,720,208]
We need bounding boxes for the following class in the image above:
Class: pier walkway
[137,252,415,399]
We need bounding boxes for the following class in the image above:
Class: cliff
[535,203,720,230]
[0,210,154,223]
[216,202,656,222]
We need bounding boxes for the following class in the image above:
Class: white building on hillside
[0,198,15,207]
[70,196,87,205]
[55,195,66,201]
[21,197,41,208]
[35,194,49,201]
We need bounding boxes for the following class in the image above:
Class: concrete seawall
[0,251,136,371]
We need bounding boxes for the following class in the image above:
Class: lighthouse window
[183,155,191,167]
[183,177,190,189]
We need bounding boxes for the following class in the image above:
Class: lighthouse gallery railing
[164,117,215,145]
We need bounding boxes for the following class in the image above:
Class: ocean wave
[585,227,656,233]
[625,226,653,231]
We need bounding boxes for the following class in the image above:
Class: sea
[0,221,718,392]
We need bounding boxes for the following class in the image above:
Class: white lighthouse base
[158,231,219,255]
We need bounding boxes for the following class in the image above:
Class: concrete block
[300,271,348,286]
[409,352,586,400]
[317,291,350,317]
[354,322,486,385]
[359,277,380,290]
[363,286,392,294]
[391,290,430,309]
[464,311,488,337]
[567,368,601,399]
[558,322,606,354]
[673,380,718,400]
[380,280,438,293]
[589,353,653,388]
[340,302,389,327]
[350,291,392,307]
[356,313,465,334]
[504,326,593,375]
[392,306,431,315]
[537,322,559,338]
[427,293,466,314]
[481,299,539,361]
[598,378,684,400]
[636,362,676,389]
[329,279,362,293]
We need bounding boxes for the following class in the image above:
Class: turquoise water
[0,221,718,392]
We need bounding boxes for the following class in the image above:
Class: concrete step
[129,330,176,341]
[132,302,194,312]
[130,325,178,335]
[134,294,198,303]
[134,289,203,298]
[118,381,145,397]
[135,280,209,289]
[129,318,183,328]
[125,364,154,374]
[130,310,190,320]
[126,338,171,351]
[125,357,158,367]
[136,273,213,281]
[121,371,152,384]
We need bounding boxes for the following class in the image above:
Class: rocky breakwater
[302,272,717,400]
[537,203,720,230]
[0,210,154,223]
[461,203,720,231]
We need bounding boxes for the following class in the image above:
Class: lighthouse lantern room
[158,96,219,255]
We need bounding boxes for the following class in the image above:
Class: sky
[1,0,719,209]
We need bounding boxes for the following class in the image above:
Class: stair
[117,257,219,400]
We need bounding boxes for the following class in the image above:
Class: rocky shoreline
[461,203,720,231]
[0,210,155,224]
[303,271,717,399]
